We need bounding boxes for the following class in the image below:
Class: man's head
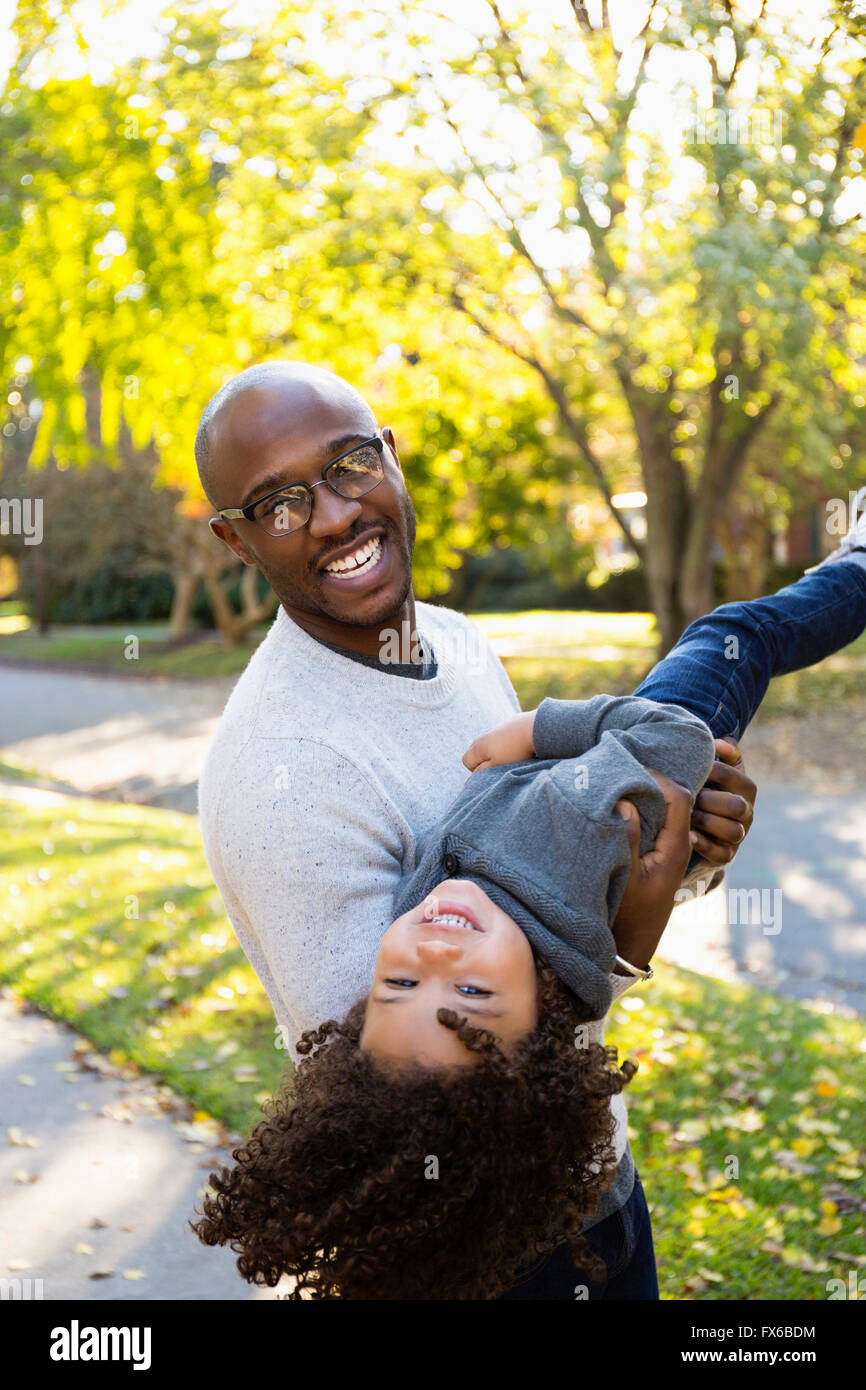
[196,361,417,636]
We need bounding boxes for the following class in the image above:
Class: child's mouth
[426,898,484,931]
[429,913,479,931]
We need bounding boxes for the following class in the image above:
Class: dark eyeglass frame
[216,430,387,536]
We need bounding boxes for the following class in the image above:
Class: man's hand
[689,737,756,865]
[612,771,693,972]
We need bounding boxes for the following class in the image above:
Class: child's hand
[462,710,538,772]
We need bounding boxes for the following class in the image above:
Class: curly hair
[191,958,636,1300]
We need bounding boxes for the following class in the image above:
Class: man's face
[208,380,417,631]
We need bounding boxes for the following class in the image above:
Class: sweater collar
[269,601,463,708]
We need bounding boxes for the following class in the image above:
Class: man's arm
[612,772,693,972]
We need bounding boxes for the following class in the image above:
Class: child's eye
[457,985,492,996]
[384,978,416,988]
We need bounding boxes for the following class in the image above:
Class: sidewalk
[0,666,235,812]
[0,989,292,1300]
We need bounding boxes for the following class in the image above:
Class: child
[192,518,866,1300]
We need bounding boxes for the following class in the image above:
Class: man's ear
[382,426,402,474]
[208,517,258,567]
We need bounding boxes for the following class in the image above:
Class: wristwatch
[614,953,654,981]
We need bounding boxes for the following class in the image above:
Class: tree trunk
[168,562,199,640]
[33,543,50,636]
[638,441,692,656]
[238,564,279,634]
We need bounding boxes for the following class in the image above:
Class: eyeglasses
[216,431,387,538]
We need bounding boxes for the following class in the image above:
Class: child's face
[359,879,538,1069]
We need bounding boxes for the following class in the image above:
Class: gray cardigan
[393,693,717,1021]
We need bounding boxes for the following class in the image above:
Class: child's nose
[416,938,463,961]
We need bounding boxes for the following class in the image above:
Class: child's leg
[633,561,866,740]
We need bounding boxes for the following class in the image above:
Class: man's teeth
[431,913,475,929]
[324,535,383,575]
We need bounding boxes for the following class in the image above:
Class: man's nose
[415,938,463,962]
[306,481,363,537]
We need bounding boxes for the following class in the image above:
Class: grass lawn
[0,620,260,679]
[2,785,864,1299]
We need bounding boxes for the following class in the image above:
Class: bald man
[194,359,754,1271]
[197,360,529,1051]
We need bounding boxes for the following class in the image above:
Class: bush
[17,543,176,625]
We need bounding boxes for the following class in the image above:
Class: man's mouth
[320,532,388,587]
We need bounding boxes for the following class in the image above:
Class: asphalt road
[0,989,290,1300]
[658,783,866,1016]
[0,666,235,811]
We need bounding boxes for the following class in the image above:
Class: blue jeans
[633,561,866,740]
[497,1171,657,1301]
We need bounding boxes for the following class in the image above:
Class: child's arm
[465,693,715,802]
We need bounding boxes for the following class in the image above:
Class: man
[195,358,755,1288]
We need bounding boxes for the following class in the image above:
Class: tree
[2,2,579,639]
[317,0,866,649]
[6,1,864,652]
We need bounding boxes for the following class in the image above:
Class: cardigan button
[443,852,459,875]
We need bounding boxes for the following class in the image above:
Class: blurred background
[0,0,865,1302]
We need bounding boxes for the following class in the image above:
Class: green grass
[1,785,863,1299]
[0,624,265,678]
[0,756,45,783]
[0,790,286,1134]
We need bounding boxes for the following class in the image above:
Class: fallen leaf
[818,1216,843,1236]
[7,1127,40,1148]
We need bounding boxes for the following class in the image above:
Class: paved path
[0,989,290,1300]
[0,667,235,812]
[661,782,866,1016]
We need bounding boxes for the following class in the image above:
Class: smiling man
[194,358,754,1296]
[197,360,531,1054]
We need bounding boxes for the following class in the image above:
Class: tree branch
[449,283,642,555]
